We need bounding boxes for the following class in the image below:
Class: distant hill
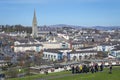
[48,24,82,28]
[42,24,120,30]
[92,26,120,30]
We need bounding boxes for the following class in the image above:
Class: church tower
[32,9,38,38]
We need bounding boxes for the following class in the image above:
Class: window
[51,55,53,58]
[54,56,56,59]
[48,55,50,58]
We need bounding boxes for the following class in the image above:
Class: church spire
[32,9,38,38]
[32,9,37,26]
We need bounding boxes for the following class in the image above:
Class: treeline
[0,24,32,33]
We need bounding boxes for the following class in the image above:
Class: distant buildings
[0,9,120,63]
[14,39,43,52]
[38,26,57,37]
[14,44,43,53]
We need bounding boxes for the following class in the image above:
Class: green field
[9,66,120,80]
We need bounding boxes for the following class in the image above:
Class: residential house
[110,46,120,58]
[43,48,97,61]
[14,44,43,52]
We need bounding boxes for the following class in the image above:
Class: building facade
[14,44,43,52]
[43,49,97,61]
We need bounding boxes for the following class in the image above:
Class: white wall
[14,46,42,52]
[42,42,61,49]
[43,52,58,61]
[97,46,114,52]
[70,52,97,60]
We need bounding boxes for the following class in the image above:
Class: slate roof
[44,48,70,53]
[14,44,43,47]
[79,46,94,49]
[15,38,38,43]
[44,48,97,54]
[71,50,97,54]
[111,46,120,51]
[100,41,120,46]
[71,42,83,45]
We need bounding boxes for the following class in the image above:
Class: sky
[0,0,120,26]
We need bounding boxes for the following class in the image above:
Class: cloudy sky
[0,0,120,26]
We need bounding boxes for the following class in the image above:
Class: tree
[84,55,88,59]
[63,55,67,62]
[6,67,18,78]
[95,54,98,59]
[24,54,31,75]
[73,56,77,61]
[89,55,93,59]
[34,52,43,66]
[79,56,82,61]
[4,56,11,62]
[97,51,108,59]
[38,49,44,57]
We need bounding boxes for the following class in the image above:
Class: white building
[69,50,97,61]
[97,45,114,52]
[43,49,97,61]
[76,46,97,51]
[110,46,120,58]
[70,42,84,49]
[14,39,40,46]
[8,32,27,37]
[41,42,70,49]
[57,33,69,40]
[14,44,43,52]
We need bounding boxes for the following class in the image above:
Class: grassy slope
[50,67,120,80]
[8,71,71,80]
[9,66,120,80]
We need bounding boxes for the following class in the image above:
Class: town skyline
[0,0,120,26]
[0,1,120,79]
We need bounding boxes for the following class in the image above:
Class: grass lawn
[8,70,71,80]
[50,66,120,80]
[8,66,120,80]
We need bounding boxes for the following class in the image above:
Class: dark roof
[111,46,120,51]
[44,49,97,54]
[100,41,120,46]
[115,46,120,48]
[79,46,94,49]
[44,49,60,53]
[71,42,83,45]
[15,44,43,47]
[25,50,36,52]
[44,48,70,53]
[71,50,97,54]
[28,38,37,42]
[16,38,37,43]
[17,40,28,43]
[44,48,70,50]
[111,49,120,51]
